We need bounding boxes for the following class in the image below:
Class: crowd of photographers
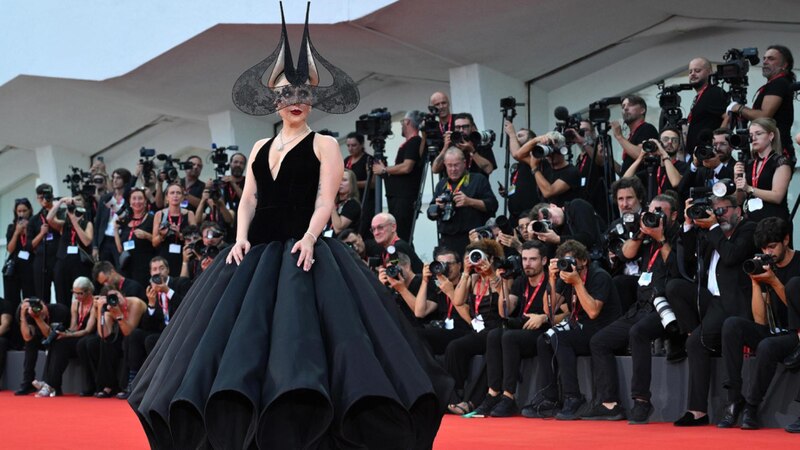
[1,45,800,433]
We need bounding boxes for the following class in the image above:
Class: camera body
[743,253,775,275]
[557,256,577,272]
[106,293,120,308]
[641,207,665,228]
[531,220,552,233]
[428,191,456,222]
[356,108,393,140]
[28,297,43,314]
[150,275,163,285]
[430,261,450,276]
[116,206,133,226]
[497,255,522,280]
[42,322,66,346]
[588,97,622,123]
[687,187,714,219]
[62,166,94,198]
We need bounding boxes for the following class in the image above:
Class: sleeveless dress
[128,132,452,450]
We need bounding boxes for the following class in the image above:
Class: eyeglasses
[713,205,736,216]
[370,223,390,233]
[660,137,680,143]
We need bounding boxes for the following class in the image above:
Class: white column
[34,145,89,197]
[208,110,270,156]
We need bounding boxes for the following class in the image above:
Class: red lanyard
[522,276,545,315]
[756,72,788,98]
[77,301,90,328]
[127,216,144,241]
[160,292,170,322]
[473,277,490,316]
[167,213,182,228]
[510,168,519,187]
[577,153,589,174]
[445,295,454,319]
[440,116,453,134]
[70,228,77,246]
[345,157,354,170]
[687,84,709,123]
[19,232,27,248]
[646,244,661,272]
[751,155,770,188]
[655,166,669,194]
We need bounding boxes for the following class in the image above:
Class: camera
[657,81,693,129]
[139,147,157,185]
[356,108,393,140]
[116,206,133,226]
[729,132,750,150]
[544,319,578,344]
[557,256,576,272]
[159,222,176,239]
[588,97,622,123]
[421,106,443,156]
[642,140,659,153]
[652,296,678,334]
[209,143,239,187]
[430,261,450,276]
[150,275,163,285]
[500,96,524,121]
[532,143,567,159]
[531,220,552,233]
[743,253,774,275]
[473,225,494,240]
[28,297,43,314]
[106,293,120,308]
[497,255,522,280]
[554,106,583,136]
[695,142,716,161]
[157,154,180,182]
[427,191,456,222]
[712,48,759,104]
[641,207,665,228]
[468,249,488,265]
[385,264,402,279]
[686,194,712,220]
[42,322,66,346]
[202,245,220,259]
[62,166,94,198]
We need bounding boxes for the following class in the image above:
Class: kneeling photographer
[528,200,603,257]
[377,251,423,326]
[14,297,67,395]
[526,240,621,420]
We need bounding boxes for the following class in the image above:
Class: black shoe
[521,398,559,419]
[674,411,709,427]
[469,394,502,417]
[783,342,800,369]
[741,404,759,430]
[115,390,130,400]
[786,417,800,433]
[79,390,95,397]
[628,399,654,424]
[94,389,113,399]
[666,334,687,363]
[717,400,744,428]
[14,385,36,396]
[489,396,518,418]
[555,395,585,421]
[581,402,625,421]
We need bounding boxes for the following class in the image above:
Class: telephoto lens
[531,220,551,233]
[742,254,774,275]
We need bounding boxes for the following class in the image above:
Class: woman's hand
[227,239,251,265]
[291,234,316,271]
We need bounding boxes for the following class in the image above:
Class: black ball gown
[128,132,452,449]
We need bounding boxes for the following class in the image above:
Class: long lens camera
[742,254,774,275]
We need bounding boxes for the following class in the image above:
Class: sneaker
[34,383,55,398]
[555,395,585,420]
[521,398,559,418]
[628,399,654,424]
[581,402,625,421]
[468,394,503,417]
[32,380,44,390]
[489,396,518,418]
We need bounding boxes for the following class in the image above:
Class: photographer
[222,152,247,211]
[727,45,795,160]
[196,176,234,227]
[152,182,197,276]
[30,277,97,397]
[91,168,131,266]
[734,118,792,230]
[502,121,540,224]
[432,113,497,177]
[445,239,510,416]
[372,110,425,241]
[528,200,603,255]
[527,240,620,420]
[712,128,735,169]
[415,247,472,355]
[326,170,361,236]
[92,260,147,301]
[78,288,146,398]
[611,95,660,175]
[430,91,454,133]
[474,240,563,418]
[366,213,423,274]
[667,194,756,426]
[584,194,682,423]
[679,130,735,200]
[718,217,800,429]
[337,228,368,263]
[378,252,422,325]
[113,187,155,287]
[181,222,224,279]
[686,57,727,155]
[47,196,94,306]
[571,120,608,219]
[343,132,376,238]
[181,155,205,209]
[623,129,687,199]
[14,297,67,395]
[28,183,60,303]
[605,177,646,310]
[522,131,579,206]
[4,198,35,308]
[429,148,498,256]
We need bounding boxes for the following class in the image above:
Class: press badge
[17,250,30,260]
[322,229,334,238]
[169,243,182,254]
[444,318,454,330]
[747,198,763,212]
[471,315,485,333]
[580,177,587,187]
[67,246,79,255]
[123,240,136,251]
[638,272,652,286]
[45,233,54,241]
[180,200,189,209]
[507,184,516,196]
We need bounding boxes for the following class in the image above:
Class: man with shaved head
[429,91,453,133]
[686,57,727,158]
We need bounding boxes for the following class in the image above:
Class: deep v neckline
[268,132,313,181]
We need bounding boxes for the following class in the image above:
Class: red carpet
[1,392,796,449]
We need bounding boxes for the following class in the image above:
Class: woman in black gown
[128,4,450,449]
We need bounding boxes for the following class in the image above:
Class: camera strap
[446,175,467,194]
[756,72,788,98]
[70,228,77,246]
[751,153,772,187]
[127,216,145,241]
[77,301,91,329]
[19,231,27,249]
[687,84,709,123]
[473,277,490,317]
[645,244,662,272]
[522,275,545,315]
[445,295,454,319]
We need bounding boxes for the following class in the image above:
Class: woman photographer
[734,117,791,230]
[444,238,512,415]
[328,169,361,235]
[151,182,196,276]
[4,198,35,308]
[113,187,154,287]
[195,178,234,234]
[47,196,94,307]
[32,277,96,397]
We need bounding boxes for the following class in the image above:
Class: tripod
[408,143,438,246]
[588,120,618,221]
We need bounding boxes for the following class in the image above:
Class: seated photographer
[195,178,234,235]
[719,217,800,429]
[584,194,682,423]
[326,169,361,236]
[430,148,498,256]
[527,240,620,420]
[501,121,539,225]
[5,197,35,309]
[78,287,146,398]
[734,118,792,231]
[181,222,224,279]
[366,213,422,274]
[337,228,368,263]
[152,182,197,276]
[611,95,660,175]
[432,113,497,177]
[372,110,425,241]
[113,187,155,287]
[622,129,687,199]
[14,297,68,395]
[473,240,564,418]
[31,277,97,397]
[46,196,94,307]
[679,130,735,201]
[378,252,422,325]
[604,177,647,311]
[667,194,756,426]
[521,131,579,206]
[0,297,18,386]
[415,247,472,355]
[93,260,147,301]
[445,239,510,415]
[528,200,603,255]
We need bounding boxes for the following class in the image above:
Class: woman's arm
[151,211,164,248]
[46,199,65,232]
[752,164,791,205]
[73,217,93,247]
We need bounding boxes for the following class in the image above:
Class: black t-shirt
[753,75,795,159]
[395,275,423,326]
[181,178,205,200]
[541,162,579,206]
[561,199,604,250]
[344,153,374,200]
[633,159,689,196]
[468,286,501,330]
[386,136,423,198]
[424,278,471,330]
[365,238,424,274]
[467,145,498,176]
[56,217,91,259]
[6,222,34,262]
[120,277,147,301]
[743,152,791,223]
[222,178,246,211]
[507,162,540,221]
[431,172,499,237]
[335,198,361,233]
[28,208,60,258]
[507,276,546,328]
[686,84,726,156]
[621,122,659,174]
[555,263,620,331]
[768,251,800,329]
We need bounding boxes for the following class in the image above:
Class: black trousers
[32,255,56,303]
[590,309,665,403]
[43,335,84,391]
[387,196,417,243]
[485,328,543,394]
[418,326,470,356]
[536,325,596,400]
[53,257,92,307]
[77,333,122,392]
[445,330,488,392]
[3,268,36,310]
[21,334,44,387]
[123,328,161,371]
[613,274,639,314]
[0,336,9,384]
[145,332,161,356]
[98,237,120,268]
